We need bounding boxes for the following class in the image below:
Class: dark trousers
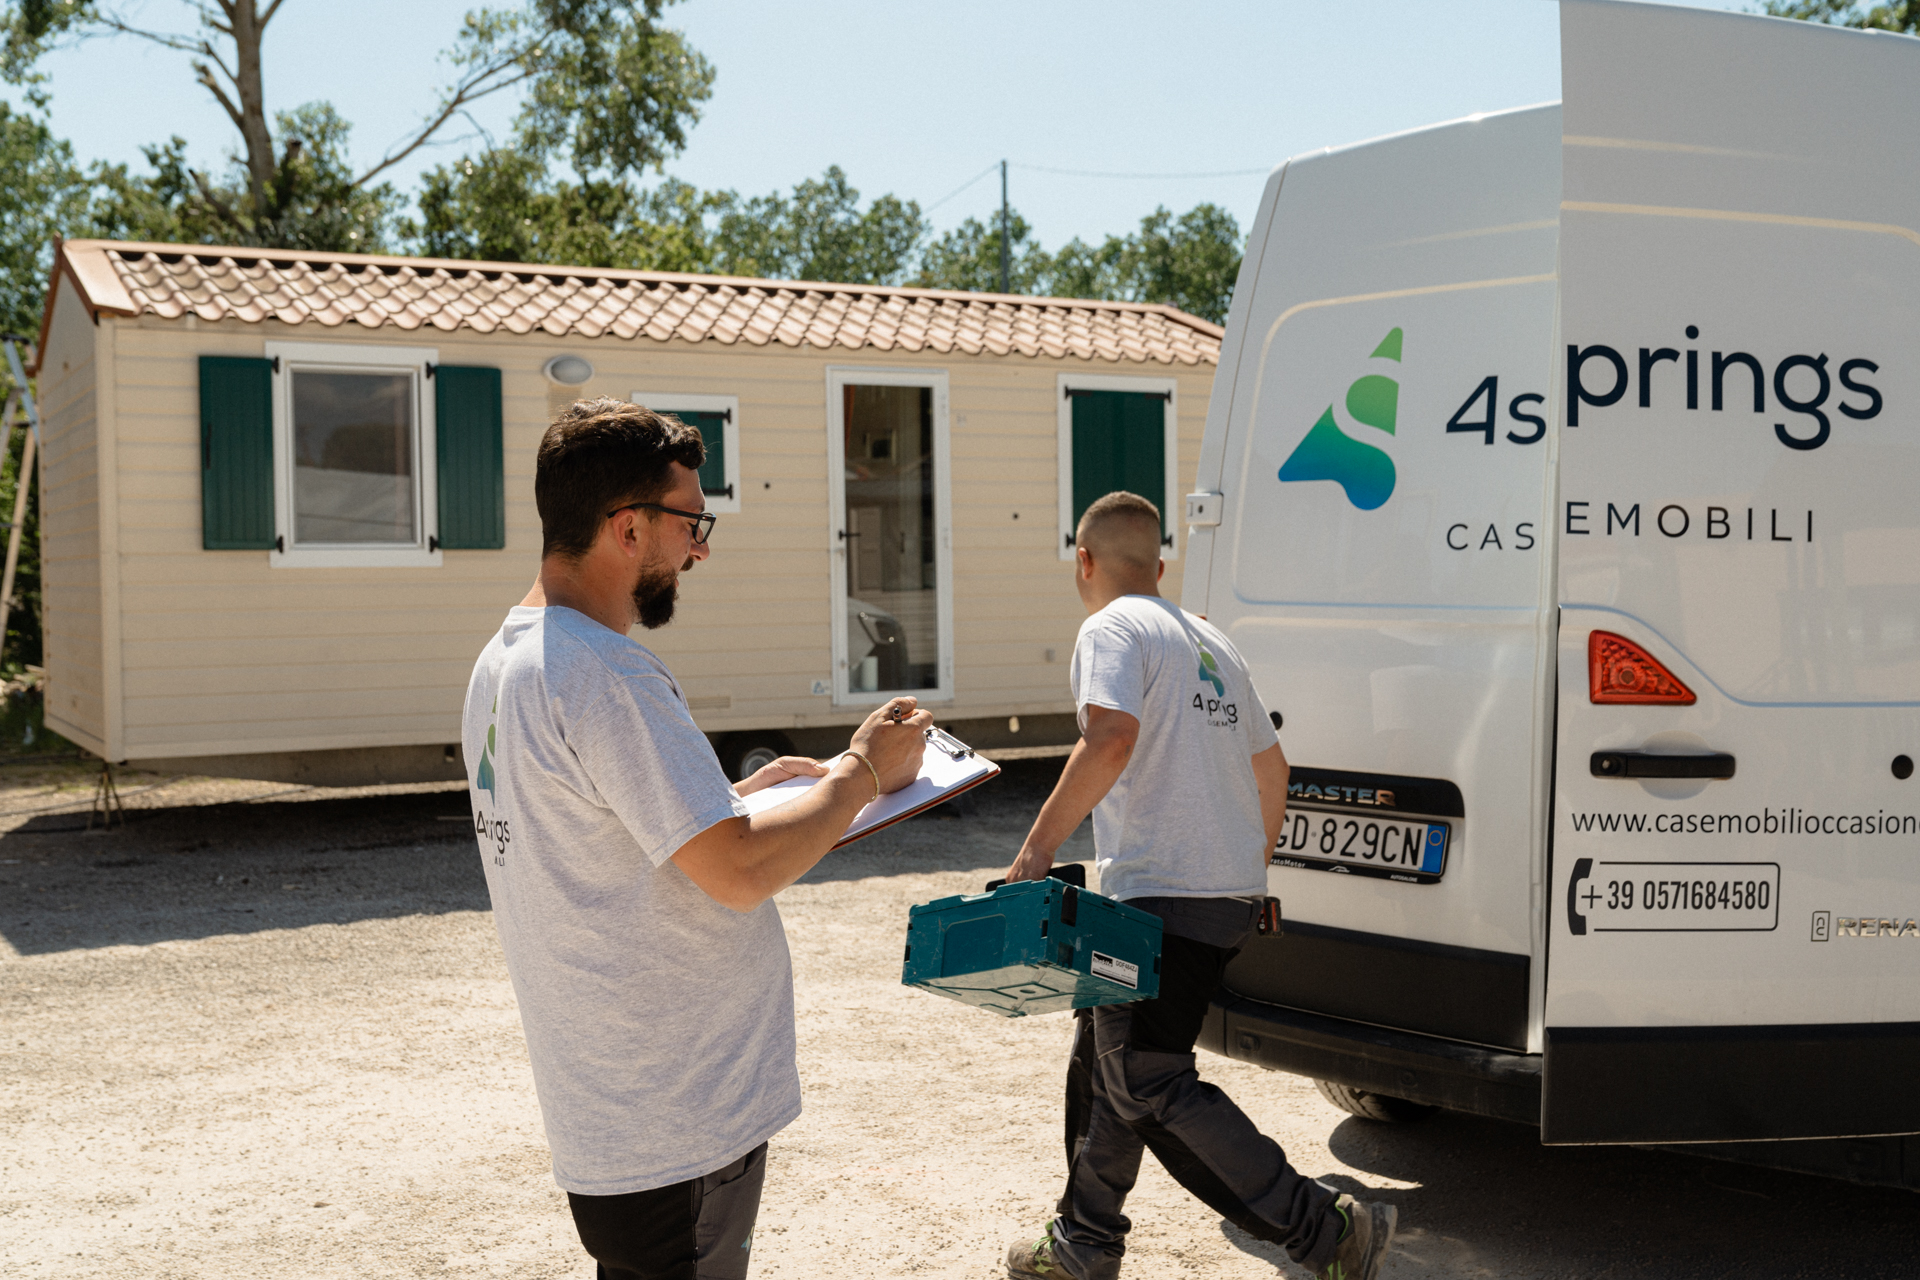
[567,1143,767,1280]
[1052,929,1342,1279]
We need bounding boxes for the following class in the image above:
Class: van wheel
[717,732,793,783]
[1313,1078,1437,1123]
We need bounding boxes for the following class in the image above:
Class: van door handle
[1591,751,1736,779]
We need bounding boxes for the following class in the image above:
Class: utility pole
[999,159,1011,294]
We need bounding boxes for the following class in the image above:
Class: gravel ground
[2,758,1916,1279]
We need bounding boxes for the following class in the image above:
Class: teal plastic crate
[902,878,1163,1017]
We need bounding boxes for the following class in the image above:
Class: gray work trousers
[567,1143,766,1280]
[1050,920,1342,1280]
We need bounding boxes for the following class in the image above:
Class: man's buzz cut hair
[1077,491,1163,573]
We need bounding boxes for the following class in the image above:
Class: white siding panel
[39,274,107,754]
[105,317,1212,756]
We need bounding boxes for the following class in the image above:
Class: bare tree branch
[189,168,239,224]
[192,58,246,133]
[259,0,287,27]
[188,35,238,89]
[352,34,557,188]
[93,16,213,55]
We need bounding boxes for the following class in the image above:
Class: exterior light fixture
[542,354,594,385]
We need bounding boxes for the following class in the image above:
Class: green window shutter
[199,355,276,550]
[1070,390,1168,540]
[435,365,505,550]
[670,409,731,498]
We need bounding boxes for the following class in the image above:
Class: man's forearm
[673,759,875,910]
[1008,734,1131,876]
[1252,742,1289,854]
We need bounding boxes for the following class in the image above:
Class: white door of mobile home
[1544,1,1920,1145]
[826,368,954,707]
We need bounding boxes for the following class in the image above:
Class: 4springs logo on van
[1278,326,1402,510]
[1567,326,1882,450]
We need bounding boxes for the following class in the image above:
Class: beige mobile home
[32,239,1223,784]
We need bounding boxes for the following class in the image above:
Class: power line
[1011,162,1271,180]
[926,158,1271,215]
[923,156,1271,244]
[925,162,1001,213]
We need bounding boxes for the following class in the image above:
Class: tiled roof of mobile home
[45,239,1224,367]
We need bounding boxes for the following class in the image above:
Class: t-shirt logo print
[1197,646,1226,697]
[1277,326,1402,510]
[477,697,499,798]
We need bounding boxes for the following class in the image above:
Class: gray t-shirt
[463,605,798,1196]
[1072,595,1279,903]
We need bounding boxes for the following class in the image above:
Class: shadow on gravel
[1216,1109,1920,1278]
[0,755,1071,955]
[792,755,1069,886]
[0,790,485,956]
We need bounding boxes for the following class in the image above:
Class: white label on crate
[1090,951,1138,989]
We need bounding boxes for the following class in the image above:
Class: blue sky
[17,0,1751,250]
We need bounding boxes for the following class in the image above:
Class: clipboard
[735,726,1001,849]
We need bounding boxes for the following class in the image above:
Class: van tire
[717,732,794,783]
[1313,1078,1437,1123]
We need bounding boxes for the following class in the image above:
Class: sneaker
[1315,1193,1397,1280]
[1006,1226,1078,1280]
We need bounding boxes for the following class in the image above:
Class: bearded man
[463,398,930,1279]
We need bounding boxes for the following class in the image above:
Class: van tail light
[1589,631,1695,705]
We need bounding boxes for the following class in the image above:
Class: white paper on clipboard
[735,729,1001,849]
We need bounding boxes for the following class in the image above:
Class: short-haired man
[464,398,931,1279]
[1001,492,1396,1280]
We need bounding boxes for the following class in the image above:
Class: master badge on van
[1278,327,1402,510]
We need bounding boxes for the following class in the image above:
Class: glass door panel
[841,383,939,694]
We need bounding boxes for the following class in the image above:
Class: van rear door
[1546,1,1920,1145]
[1186,104,1560,1055]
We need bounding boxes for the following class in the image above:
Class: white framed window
[628,391,741,515]
[1056,372,1180,561]
[825,366,954,707]
[267,341,441,568]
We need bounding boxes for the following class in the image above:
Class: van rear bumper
[1203,997,1920,1191]
[1543,1023,1920,1145]
[1201,993,1541,1125]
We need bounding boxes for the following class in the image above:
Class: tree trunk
[230,0,275,219]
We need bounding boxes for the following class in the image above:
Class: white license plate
[1273,807,1450,884]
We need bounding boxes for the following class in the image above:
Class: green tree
[1112,203,1243,325]
[0,101,87,673]
[87,104,400,251]
[712,167,926,285]
[3,0,715,249]
[915,201,1243,324]
[0,408,43,671]
[412,149,722,271]
[0,100,87,336]
[913,209,1052,294]
[1756,1,1919,30]
[416,161,930,286]
[0,101,79,673]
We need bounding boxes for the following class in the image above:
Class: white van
[1183,1,1920,1189]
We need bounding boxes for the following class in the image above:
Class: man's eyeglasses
[608,502,716,546]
